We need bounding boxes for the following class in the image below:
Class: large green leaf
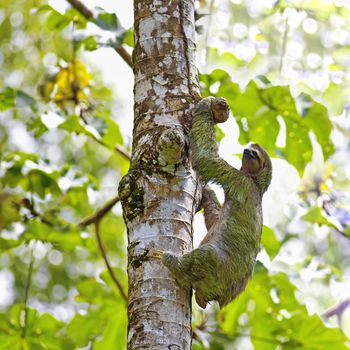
[261,226,281,259]
[101,117,123,147]
[0,305,69,350]
[45,8,70,31]
[25,169,62,199]
[68,301,127,350]
[22,218,83,251]
[199,70,335,175]
[0,192,21,229]
[95,12,121,32]
[218,268,348,350]
[302,207,338,228]
[59,114,95,137]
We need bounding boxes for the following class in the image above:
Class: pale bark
[119,0,200,349]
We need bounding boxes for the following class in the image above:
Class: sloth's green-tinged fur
[162,97,272,308]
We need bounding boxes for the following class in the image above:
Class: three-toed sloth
[162,97,272,308]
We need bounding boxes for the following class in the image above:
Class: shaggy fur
[162,97,272,308]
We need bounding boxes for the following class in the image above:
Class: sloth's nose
[243,149,252,158]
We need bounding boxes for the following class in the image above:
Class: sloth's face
[241,144,266,176]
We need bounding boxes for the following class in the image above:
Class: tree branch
[94,221,128,302]
[323,299,350,330]
[79,109,131,161]
[79,196,127,302]
[79,195,120,227]
[322,201,350,239]
[115,145,131,161]
[21,198,54,227]
[18,193,126,302]
[67,0,93,18]
[66,0,133,68]
[279,16,289,79]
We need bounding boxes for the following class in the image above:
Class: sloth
[162,97,272,308]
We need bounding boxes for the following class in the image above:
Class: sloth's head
[241,143,272,193]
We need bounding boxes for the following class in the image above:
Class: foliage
[0,0,350,349]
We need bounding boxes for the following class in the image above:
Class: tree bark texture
[119,0,200,349]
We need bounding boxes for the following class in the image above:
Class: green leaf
[289,314,349,349]
[322,82,350,116]
[261,226,281,259]
[25,169,61,199]
[95,13,120,32]
[199,70,335,175]
[214,125,225,142]
[4,151,39,164]
[3,164,23,188]
[75,278,118,304]
[0,305,68,349]
[0,238,22,252]
[207,48,245,72]
[220,268,349,349]
[0,336,22,350]
[100,267,127,292]
[302,207,337,228]
[27,117,49,137]
[63,186,91,217]
[81,35,97,51]
[94,310,127,350]
[59,114,95,138]
[301,94,335,160]
[45,9,71,31]
[68,301,127,350]
[67,312,101,347]
[0,89,37,111]
[123,28,134,47]
[23,219,83,251]
[16,90,37,110]
[29,312,64,335]
[0,192,21,229]
[0,87,15,111]
[101,117,123,147]
[65,8,87,29]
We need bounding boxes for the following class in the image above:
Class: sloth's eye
[252,150,259,159]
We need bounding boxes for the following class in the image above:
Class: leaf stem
[21,247,34,338]
[279,16,289,80]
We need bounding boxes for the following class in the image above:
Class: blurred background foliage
[0,0,350,349]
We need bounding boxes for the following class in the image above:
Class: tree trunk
[119,0,200,349]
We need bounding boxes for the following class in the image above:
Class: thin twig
[67,0,93,18]
[204,0,215,63]
[21,248,34,338]
[299,187,350,240]
[322,202,350,239]
[115,145,131,161]
[79,196,127,302]
[323,299,350,330]
[21,198,54,227]
[94,221,128,302]
[79,196,120,227]
[21,194,126,302]
[20,193,120,229]
[78,113,131,161]
[279,16,289,80]
[66,0,132,68]
[115,46,133,68]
